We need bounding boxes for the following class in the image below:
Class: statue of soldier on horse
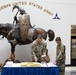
[7,5,35,45]
[0,5,55,63]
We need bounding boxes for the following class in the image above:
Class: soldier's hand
[53,61,56,64]
[34,57,38,62]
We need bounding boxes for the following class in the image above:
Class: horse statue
[0,5,55,62]
[0,23,55,60]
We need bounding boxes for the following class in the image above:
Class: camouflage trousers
[56,62,65,75]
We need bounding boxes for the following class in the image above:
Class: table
[1,63,59,75]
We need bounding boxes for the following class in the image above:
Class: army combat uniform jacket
[56,44,66,75]
[31,39,47,62]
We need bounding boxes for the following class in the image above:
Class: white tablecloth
[4,62,57,67]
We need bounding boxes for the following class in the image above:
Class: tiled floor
[65,67,76,75]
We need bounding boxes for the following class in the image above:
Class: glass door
[71,36,76,66]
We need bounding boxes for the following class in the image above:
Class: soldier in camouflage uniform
[54,37,66,75]
[31,34,47,63]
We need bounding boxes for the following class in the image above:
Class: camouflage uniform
[56,44,66,75]
[31,39,47,62]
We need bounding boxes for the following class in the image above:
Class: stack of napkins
[4,61,13,67]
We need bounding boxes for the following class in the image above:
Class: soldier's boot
[7,29,17,45]
[7,29,14,40]
[9,39,17,45]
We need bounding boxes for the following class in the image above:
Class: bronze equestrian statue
[0,5,55,61]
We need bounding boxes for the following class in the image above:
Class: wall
[0,0,76,64]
